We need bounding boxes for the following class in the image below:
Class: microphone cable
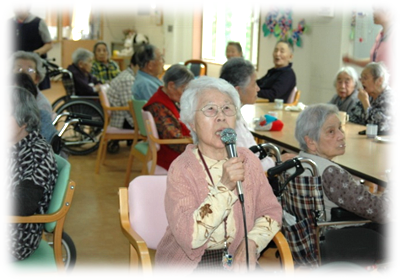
[221,128,249,271]
[238,195,249,270]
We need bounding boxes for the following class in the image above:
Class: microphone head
[220,128,237,145]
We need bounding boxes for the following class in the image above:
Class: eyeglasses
[15,67,36,74]
[197,103,237,117]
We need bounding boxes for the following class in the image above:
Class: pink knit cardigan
[155,144,282,272]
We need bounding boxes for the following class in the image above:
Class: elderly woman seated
[11,51,53,117]
[155,76,282,273]
[91,41,120,84]
[295,104,398,266]
[143,64,194,170]
[220,57,296,171]
[348,62,393,133]
[328,66,360,114]
[7,86,58,261]
[67,48,102,96]
[12,72,57,144]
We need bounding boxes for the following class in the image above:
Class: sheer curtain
[70,0,94,41]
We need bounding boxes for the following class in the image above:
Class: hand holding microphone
[220,157,245,192]
[221,128,245,202]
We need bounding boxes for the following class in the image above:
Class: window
[44,5,102,41]
[201,5,260,66]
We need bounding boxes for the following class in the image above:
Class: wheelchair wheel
[52,95,69,111]
[307,262,371,278]
[45,232,76,276]
[55,100,104,155]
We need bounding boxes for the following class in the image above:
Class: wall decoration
[262,8,309,47]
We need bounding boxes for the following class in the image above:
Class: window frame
[200,5,260,69]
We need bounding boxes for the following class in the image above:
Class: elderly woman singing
[155,76,282,273]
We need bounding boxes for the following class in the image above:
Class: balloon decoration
[262,8,309,47]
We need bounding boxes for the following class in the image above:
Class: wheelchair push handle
[267,157,320,178]
[267,157,302,177]
[249,143,281,163]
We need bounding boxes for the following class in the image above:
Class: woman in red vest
[143,64,194,170]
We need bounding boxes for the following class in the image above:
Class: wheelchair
[250,143,386,269]
[43,59,105,155]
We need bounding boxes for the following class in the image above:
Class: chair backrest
[44,154,71,233]
[132,97,148,136]
[128,175,168,249]
[61,70,75,96]
[142,110,161,151]
[278,157,324,267]
[98,89,112,118]
[184,59,207,76]
[285,87,297,104]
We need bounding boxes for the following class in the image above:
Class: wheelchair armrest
[330,207,367,222]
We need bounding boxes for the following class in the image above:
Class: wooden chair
[142,110,193,175]
[285,88,301,106]
[95,88,139,174]
[10,154,76,271]
[184,59,207,77]
[124,98,149,187]
[119,175,294,274]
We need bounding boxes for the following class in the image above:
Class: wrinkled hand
[357,87,370,109]
[94,84,102,93]
[232,239,258,273]
[221,157,245,192]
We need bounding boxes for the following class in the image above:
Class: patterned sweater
[7,131,58,260]
[155,144,282,272]
[348,87,393,132]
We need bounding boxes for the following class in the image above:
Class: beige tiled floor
[43,82,142,272]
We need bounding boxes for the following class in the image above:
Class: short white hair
[180,76,241,143]
[364,62,390,89]
[72,48,93,65]
[333,66,360,88]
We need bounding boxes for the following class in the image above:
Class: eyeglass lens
[201,104,236,117]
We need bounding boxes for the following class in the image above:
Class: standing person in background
[91,41,120,84]
[342,7,393,74]
[11,6,53,90]
[225,42,243,60]
[107,53,138,130]
[257,40,296,103]
[132,44,164,101]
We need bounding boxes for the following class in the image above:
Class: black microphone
[220,128,244,202]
